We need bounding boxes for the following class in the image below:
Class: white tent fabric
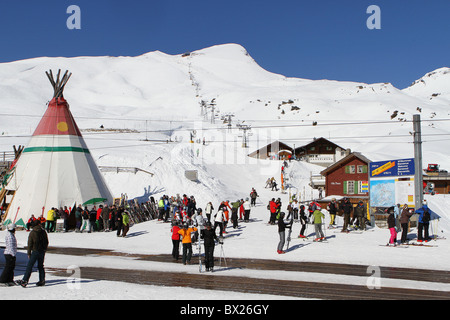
[3,71,112,228]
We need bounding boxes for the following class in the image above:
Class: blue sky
[0,0,449,88]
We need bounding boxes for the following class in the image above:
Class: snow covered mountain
[0,43,449,202]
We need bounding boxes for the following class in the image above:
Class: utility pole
[237,124,251,148]
[413,114,423,210]
[209,100,216,124]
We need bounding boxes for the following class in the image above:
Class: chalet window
[343,181,355,194]
[345,165,356,174]
[357,165,368,173]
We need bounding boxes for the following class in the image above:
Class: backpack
[82,210,89,219]
[422,209,430,223]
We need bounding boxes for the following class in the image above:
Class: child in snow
[387,209,397,246]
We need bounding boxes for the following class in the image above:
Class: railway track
[43,246,450,299]
[46,246,450,284]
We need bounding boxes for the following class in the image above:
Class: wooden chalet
[294,137,350,167]
[248,140,293,160]
[320,152,371,203]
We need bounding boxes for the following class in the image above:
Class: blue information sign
[369,158,415,178]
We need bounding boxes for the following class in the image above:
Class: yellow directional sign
[371,161,395,176]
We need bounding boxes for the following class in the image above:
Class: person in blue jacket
[415,200,431,242]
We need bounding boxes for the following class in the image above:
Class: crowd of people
[25,204,132,237]
[167,191,257,271]
[267,195,432,251]
[0,182,436,287]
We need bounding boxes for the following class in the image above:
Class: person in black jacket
[298,205,308,238]
[88,206,97,233]
[115,207,124,237]
[277,212,292,254]
[340,198,353,233]
[327,198,338,226]
[201,222,217,272]
[387,208,397,246]
[17,220,49,287]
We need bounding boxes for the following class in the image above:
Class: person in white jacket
[192,208,206,242]
[213,209,225,235]
[243,198,251,222]
[204,202,214,223]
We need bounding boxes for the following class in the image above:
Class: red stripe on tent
[33,97,82,136]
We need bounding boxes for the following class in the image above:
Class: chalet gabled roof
[320,152,371,176]
[248,140,293,157]
[294,137,344,152]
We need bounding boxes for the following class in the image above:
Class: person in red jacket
[171,221,181,261]
[269,198,277,225]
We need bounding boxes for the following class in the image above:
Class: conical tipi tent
[2,70,113,228]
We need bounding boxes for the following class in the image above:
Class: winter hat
[7,223,16,231]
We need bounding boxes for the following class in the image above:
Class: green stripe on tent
[23,146,90,154]
[14,218,26,228]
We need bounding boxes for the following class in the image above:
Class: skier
[291,199,299,222]
[243,198,251,222]
[204,202,214,223]
[219,201,231,232]
[213,208,225,235]
[271,180,278,191]
[298,205,308,238]
[416,200,431,242]
[171,220,181,261]
[187,196,197,218]
[250,188,258,206]
[387,208,397,246]
[201,222,218,271]
[192,208,206,242]
[178,223,198,265]
[327,198,337,227]
[277,212,292,254]
[0,223,17,286]
[268,198,277,225]
[399,204,413,244]
[312,208,325,241]
[230,200,240,229]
